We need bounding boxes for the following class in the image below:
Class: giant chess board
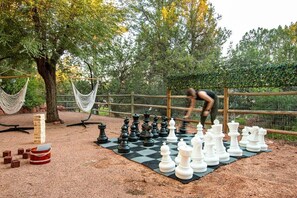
[97,133,271,184]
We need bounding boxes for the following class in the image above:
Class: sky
[210,0,297,52]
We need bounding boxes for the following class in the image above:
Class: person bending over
[183,88,218,128]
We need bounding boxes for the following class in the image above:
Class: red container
[30,147,51,165]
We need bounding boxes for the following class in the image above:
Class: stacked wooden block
[33,114,46,144]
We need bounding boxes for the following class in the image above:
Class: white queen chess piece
[175,145,193,180]
[167,118,177,143]
[190,134,207,172]
[227,121,243,156]
[159,142,175,173]
[211,120,230,162]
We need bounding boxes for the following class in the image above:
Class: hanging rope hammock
[71,79,99,112]
[0,78,29,114]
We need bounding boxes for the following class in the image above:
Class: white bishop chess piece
[211,119,230,162]
[175,145,193,180]
[167,118,177,143]
[190,134,207,172]
[159,142,175,173]
[175,138,187,165]
[227,121,243,156]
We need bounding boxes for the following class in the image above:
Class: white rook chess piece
[239,126,250,148]
[258,128,268,151]
[196,122,204,140]
[246,126,261,152]
[175,145,193,180]
[167,118,177,143]
[227,121,243,156]
[159,142,175,173]
[212,120,230,162]
[175,139,187,165]
[190,135,207,172]
[203,131,219,166]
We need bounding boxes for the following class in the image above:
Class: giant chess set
[96,113,271,184]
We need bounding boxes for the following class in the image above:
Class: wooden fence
[57,89,297,135]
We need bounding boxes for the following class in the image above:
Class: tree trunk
[35,57,61,123]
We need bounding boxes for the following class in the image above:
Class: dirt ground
[0,111,297,198]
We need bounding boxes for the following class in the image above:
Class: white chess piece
[227,121,243,156]
[212,121,230,162]
[239,126,250,147]
[159,142,175,172]
[190,135,207,172]
[258,128,268,151]
[246,126,261,152]
[175,145,193,180]
[175,138,187,165]
[196,122,204,140]
[167,118,177,143]
[203,131,219,166]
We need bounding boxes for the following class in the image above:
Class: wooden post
[223,88,229,133]
[107,93,111,116]
[167,89,172,118]
[131,91,134,116]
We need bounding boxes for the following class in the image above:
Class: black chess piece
[179,120,188,134]
[153,115,160,133]
[97,123,108,144]
[159,119,168,137]
[143,124,154,147]
[162,116,169,134]
[124,117,129,129]
[139,122,148,140]
[132,114,140,137]
[118,125,130,153]
[128,124,139,142]
[151,122,159,138]
[143,111,150,124]
[118,124,128,143]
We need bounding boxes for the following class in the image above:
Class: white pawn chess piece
[211,120,230,162]
[203,131,219,166]
[175,138,187,165]
[196,122,204,140]
[190,135,207,172]
[167,118,177,143]
[239,126,250,147]
[246,126,261,152]
[159,142,176,173]
[227,121,243,156]
[175,145,193,180]
[258,128,268,151]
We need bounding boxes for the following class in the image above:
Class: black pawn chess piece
[153,115,160,133]
[151,122,159,138]
[128,124,139,142]
[124,117,129,129]
[159,119,168,137]
[162,116,169,134]
[179,120,188,134]
[97,123,108,144]
[143,124,154,147]
[118,125,130,153]
[118,125,128,143]
[132,114,140,137]
[139,122,148,140]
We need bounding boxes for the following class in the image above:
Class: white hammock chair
[0,78,29,114]
[71,80,99,112]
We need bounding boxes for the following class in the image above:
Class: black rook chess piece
[97,123,108,144]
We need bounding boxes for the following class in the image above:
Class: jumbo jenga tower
[33,114,46,144]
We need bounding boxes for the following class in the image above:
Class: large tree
[0,0,126,122]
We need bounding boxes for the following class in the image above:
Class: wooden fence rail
[57,89,297,135]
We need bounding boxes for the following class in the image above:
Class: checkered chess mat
[96,134,271,184]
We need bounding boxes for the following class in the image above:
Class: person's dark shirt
[195,90,216,100]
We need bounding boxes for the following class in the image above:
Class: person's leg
[210,95,219,124]
[200,101,208,128]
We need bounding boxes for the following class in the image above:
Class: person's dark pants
[200,95,218,128]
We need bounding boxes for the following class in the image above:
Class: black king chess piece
[132,114,140,137]
[118,125,130,153]
[97,123,108,144]
[143,124,154,147]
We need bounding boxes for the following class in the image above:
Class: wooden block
[4,156,12,164]
[3,150,11,157]
[23,152,30,159]
[17,148,24,155]
[11,160,20,168]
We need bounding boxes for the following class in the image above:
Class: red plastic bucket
[30,147,51,165]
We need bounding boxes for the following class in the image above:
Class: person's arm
[184,96,196,119]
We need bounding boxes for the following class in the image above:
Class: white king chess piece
[167,118,177,143]
[227,121,243,156]
[159,142,176,173]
